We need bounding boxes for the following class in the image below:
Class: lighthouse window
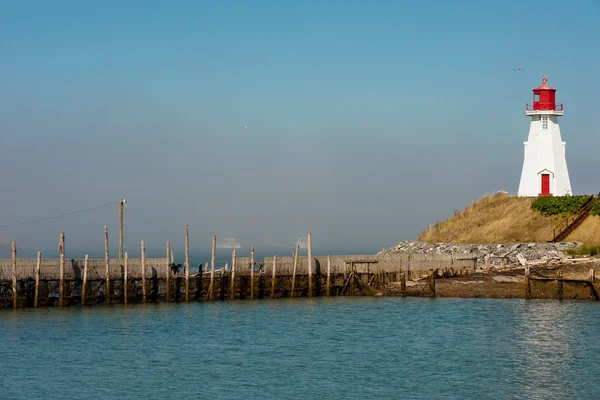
[542,117,549,129]
[534,94,540,102]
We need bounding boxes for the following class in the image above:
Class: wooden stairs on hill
[550,194,597,243]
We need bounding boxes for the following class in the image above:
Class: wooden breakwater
[0,233,478,308]
[525,266,600,300]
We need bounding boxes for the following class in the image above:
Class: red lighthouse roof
[526,75,562,113]
[533,75,556,91]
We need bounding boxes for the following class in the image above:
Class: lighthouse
[517,75,572,197]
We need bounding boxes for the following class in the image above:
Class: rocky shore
[378,240,582,267]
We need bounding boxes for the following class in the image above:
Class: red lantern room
[527,75,563,112]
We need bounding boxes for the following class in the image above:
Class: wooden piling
[291,244,299,298]
[34,251,41,307]
[525,265,531,299]
[81,255,89,305]
[270,255,277,298]
[124,252,128,304]
[428,269,436,298]
[141,240,147,303]
[219,268,226,301]
[209,234,216,301]
[11,241,17,309]
[589,269,596,299]
[105,226,110,304]
[326,255,331,296]
[349,259,354,295]
[401,272,407,296]
[119,198,125,259]
[166,241,171,303]
[250,245,255,299]
[59,232,65,307]
[307,232,313,298]
[185,224,190,302]
[258,264,265,299]
[230,249,236,300]
[557,270,563,300]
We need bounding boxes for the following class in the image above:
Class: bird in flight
[242,125,252,129]
[514,68,525,72]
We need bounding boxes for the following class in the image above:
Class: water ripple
[0,298,599,399]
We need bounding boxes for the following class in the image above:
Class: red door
[540,174,550,196]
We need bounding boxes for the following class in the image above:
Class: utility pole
[119,198,126,259]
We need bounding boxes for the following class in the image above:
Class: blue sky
[0,0,598,258]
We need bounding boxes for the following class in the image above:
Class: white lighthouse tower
[517,75,572,197]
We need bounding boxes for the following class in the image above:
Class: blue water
[1,298,599,399]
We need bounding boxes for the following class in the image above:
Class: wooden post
[291,244,299,298]
[429,269,436,298]
[34,251,41,307]
[250,245,255,299]
[200,264,206,295]
[590,269,596,299]
[307,232,313,298]
[81,255,89,306]
[349,259,354,295]
[209,234,216,301]
[123,252,128,304]
[401,272,407,296]
[230,249,237,300]
[219,264,226,301]
[258,263,265,299]
[11,241,17,309]
[59,232,65,307]
[270,255,277,298]
[185,224,190,302]
[105,226,110,304]
[166,241,171,303]
[141,240,147,303]
[557,270,563,300]
[326,255,331,296]
[525,265,531,299]
[119,198,125,259]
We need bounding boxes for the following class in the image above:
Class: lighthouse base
[517,114,572,197]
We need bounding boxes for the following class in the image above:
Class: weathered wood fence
[0,231,477,308]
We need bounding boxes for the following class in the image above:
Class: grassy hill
[418,192,600,244]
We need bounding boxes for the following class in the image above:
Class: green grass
[591,198,600,217]
[530,195,590,216]
[565,244,600,257]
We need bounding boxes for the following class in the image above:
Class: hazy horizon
[1,1,598,258]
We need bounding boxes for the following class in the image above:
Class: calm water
[1,298,599,399]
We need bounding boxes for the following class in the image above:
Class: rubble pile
[378,241,582,267]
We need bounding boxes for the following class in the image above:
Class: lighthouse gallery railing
[526,103,564,111]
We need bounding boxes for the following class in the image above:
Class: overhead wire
[0,200,119,229]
